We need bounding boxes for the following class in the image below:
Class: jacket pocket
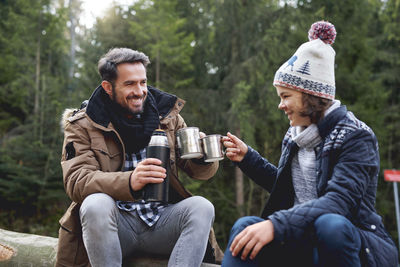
[91,137,122,171]
[91,137,121,158]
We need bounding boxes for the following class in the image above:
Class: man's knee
[80,193,117,223]
[196,196,215,218]
[183,196,215,220]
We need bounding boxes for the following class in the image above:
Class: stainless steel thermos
[144,129,170,202]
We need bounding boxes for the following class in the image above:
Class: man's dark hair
[98,48,150,85]
[300,93,332,124]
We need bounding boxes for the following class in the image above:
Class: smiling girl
[222,21,398,267]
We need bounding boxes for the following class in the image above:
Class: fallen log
[0,228,57,266]
[0,228,221,266]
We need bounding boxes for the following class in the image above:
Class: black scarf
[102,91,160,154]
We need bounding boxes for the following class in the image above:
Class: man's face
[276,85,311,127]
[107,62,148,114]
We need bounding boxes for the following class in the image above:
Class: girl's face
[276,85,311,127]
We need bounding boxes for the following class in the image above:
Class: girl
[222,21,398,267]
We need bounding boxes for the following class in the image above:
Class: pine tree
[296,60,311,75]
[0,0,71,236]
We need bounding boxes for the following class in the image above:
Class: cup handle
[176,135,182,158]
[220,136,227,155]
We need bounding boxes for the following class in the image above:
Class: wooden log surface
[0,228,221,266]
[0,228,57,266]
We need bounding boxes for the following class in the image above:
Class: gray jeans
[80,193,215,267]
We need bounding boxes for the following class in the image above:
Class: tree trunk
[39,74,46,143]
[246,180,254,215]
[235,129,244,216]
[34,27,41,139]
[156,44,160,88]
[68,0,76,90]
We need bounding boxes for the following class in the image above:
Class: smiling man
[56,48,222,267]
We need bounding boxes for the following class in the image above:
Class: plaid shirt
[116,148,165,227]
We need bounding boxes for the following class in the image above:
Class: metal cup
[201,134,225,162]
[176,127,203,159]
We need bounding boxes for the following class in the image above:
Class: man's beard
[112,86,145,115]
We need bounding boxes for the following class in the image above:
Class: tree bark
[156,44,160,88]
[34,24,41,139]
[235,129,244,216]
[68,0,77,90]
[39,74,46,143]
[0,228,57,266]
[246,179,254,215]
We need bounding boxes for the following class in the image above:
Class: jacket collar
[86,85,182,128]
[317,105,347,139]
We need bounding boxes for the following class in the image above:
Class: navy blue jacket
[237,106,398,266]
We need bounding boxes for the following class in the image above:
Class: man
[56,48,222,267]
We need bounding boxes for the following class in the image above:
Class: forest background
[1,0,400,250]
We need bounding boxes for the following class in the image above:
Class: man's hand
[230,220,274,261]
[222,132,248,162]
[130,158,166,191]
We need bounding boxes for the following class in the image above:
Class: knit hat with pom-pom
[273,21,337,100]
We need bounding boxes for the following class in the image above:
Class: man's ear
[102,80,113,97]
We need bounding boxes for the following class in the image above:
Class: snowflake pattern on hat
[274,71,335,99]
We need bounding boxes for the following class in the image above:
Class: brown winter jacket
[56,86,222,266]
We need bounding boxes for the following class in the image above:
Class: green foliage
[0,0,70,236]
[373,0,400,242]
[127,0,195,91]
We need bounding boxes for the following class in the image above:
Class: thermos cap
[148,129,169,147]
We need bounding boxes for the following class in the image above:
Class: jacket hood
[60,108,76,131]
[317,105,347,139]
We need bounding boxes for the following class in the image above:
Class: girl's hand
[230,220,274,261]
[222,132,248,162]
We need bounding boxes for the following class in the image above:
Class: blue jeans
[222,214,361,267]
[80,193,214,267]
